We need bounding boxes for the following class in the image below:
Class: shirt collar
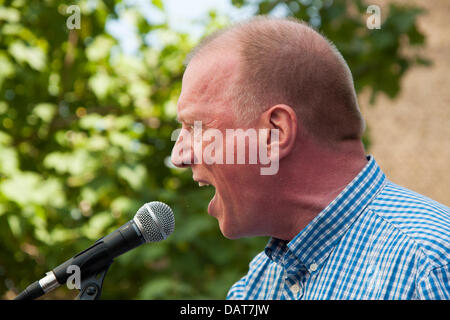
[264,155,387,274]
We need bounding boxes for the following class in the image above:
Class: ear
[260,104,298,160]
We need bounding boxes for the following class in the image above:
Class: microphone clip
[75,260,113,300]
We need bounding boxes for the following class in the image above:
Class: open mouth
[194,177,213,188]
[194,178,217,215]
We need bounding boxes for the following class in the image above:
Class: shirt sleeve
[226,274,247,300]
[226,251,269,300]
[416,263,450,300]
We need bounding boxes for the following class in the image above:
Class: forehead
[177,48,240,123]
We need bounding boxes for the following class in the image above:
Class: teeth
[198,182,210,187]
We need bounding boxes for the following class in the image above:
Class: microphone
[14,201,175,300]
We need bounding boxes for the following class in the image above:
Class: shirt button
[309,263,318,272]
[290,284,300,294]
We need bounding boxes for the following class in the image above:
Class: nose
[171,129,194,168]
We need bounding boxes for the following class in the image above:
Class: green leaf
[8,40,46,71]
[118,164,148,191]
[44,150,99,176]
[86,35,115,62]
[7,214,22,237]
[152,0,164,10]
[33,103,57,123]
[0,173,65,207]
[0,7,20,22]
[82,212,115,240]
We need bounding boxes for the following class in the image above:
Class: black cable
[14,281,44,300]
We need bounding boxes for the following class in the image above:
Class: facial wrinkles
[177,74,234,167]
[179,49,255,233]
[178,82,225,128]
[187,50,238,106]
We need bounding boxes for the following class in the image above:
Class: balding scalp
[186,16,365,144]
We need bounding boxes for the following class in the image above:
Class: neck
[264,138,368,241]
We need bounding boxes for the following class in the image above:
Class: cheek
[216,165,260,206]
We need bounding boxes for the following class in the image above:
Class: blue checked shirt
[227,156,450,300]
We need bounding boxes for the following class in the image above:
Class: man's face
[171,50,266,239]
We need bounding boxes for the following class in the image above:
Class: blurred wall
[361,0,450,206]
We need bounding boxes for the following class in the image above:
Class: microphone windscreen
[134,201,175,242]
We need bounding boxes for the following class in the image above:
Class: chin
[218,216,255,240]
[220,228,242,240]
[217,216,242,239]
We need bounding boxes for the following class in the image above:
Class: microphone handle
[15,220,145,300]
[53,219,145,286]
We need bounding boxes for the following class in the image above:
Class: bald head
[187,16,365,144]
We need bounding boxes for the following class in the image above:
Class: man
[171,16,449,299]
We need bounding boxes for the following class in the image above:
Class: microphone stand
[75,260,113,300]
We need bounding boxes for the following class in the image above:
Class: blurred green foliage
[0,0,427,299]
